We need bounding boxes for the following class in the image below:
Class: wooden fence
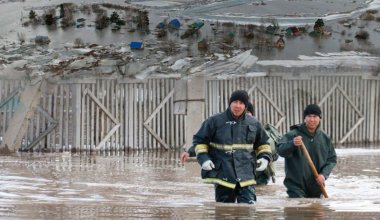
[1,72,379,152]
[0,77,186,152]
[204,73,380,145]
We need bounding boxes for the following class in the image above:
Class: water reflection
[283,203,327,220]
[0,148,380,219]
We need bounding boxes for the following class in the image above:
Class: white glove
[201,160,215,170]
[256,158,269,171]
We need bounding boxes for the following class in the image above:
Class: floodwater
[1,0,380,60]
[1,147,380,219]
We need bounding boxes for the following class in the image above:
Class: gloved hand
[256,158,269,171]
[201,160,215,170]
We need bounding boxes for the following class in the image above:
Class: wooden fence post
[184,76,205,150]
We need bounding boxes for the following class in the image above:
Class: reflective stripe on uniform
[209,142,253,151]
[195,144,209,155]
[239,179,257,187]
[203,178,256,188]
[255,144,272,155]
[203,178,236,189]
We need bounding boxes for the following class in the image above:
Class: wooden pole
[300,141,329,198]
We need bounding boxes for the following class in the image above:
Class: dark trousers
[287,187,322,198]
[214,183,256,204]
[256,171,270,185]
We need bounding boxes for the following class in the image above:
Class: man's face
[230,100,246,118]
[304,114,320,132]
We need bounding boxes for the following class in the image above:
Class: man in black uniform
[193,90,272,203]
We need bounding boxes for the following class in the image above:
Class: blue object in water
[130,41,143,49]
[168,18,180,29]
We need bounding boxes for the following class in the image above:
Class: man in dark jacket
[193,90,272,204]
[180,102,255,163]
[277,104,337,198]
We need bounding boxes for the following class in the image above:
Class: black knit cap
[229,90,249,107]
[303,104,322,119]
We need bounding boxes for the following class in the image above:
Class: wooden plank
[150,81,154,149]
[96,81,100,150]
[340,78,345,142]
[114,81,118,151]
[86,85,90,151]
[152,80,157,149]
[59,86,64,150]
[65,86,69,151]
[47,94,52,148]
[157,79,163,149]
[363,79,369,142]
[41,89,47,149]
[143,82,147,149]
[124,84,128,150]
[147,80,152,149]
[105,80,110,151]
[357,76,362,142]
[118,83,124,150]
[376,81,380,142]
[164,80,168,147]
[109,80,113,151]
[36,98,41,150]
[127,84,133,149]
[73,84,81,150]
[170,79,175,147]
[80,85,85,151]
[133,83,137,149]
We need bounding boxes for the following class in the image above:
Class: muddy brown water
[1,147,380,219]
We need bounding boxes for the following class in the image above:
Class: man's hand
[316,174,325,187]
[201,160,215,170]
[293,136,303,148]
[180,151,190,163]
[256,158,269,171]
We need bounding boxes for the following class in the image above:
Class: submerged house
[286,26,301,36]
[168,18,181,30]
[275,35,285,48]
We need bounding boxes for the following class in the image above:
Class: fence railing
[1,72,379,152]
[204,73,380,145]
[1,77,186,152]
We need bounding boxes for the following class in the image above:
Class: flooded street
[1,0,380,61]
[1,147,380,219]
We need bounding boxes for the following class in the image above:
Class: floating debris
[130,41,144,50]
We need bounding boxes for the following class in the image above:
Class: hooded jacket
[193,107,272,189]
[277,123,337,197]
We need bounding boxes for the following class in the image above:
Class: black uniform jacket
[193,107,272,189]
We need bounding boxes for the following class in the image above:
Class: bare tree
[74,38,85,48]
